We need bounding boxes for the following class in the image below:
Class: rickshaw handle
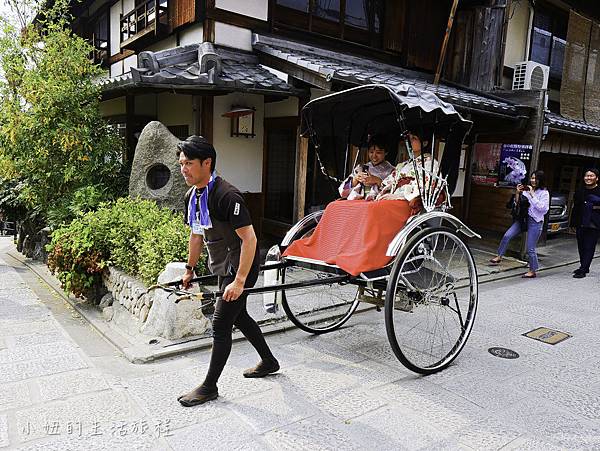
[173,274,350,304]
[147,261,290,291]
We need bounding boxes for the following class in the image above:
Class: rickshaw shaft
[175,274,350,303]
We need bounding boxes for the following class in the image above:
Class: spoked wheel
[384,226,478,374]
[281,263,359,334]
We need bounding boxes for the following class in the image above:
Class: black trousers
[202,266,275,390]
[576,227,600,273]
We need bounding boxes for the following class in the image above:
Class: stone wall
[100,263,210,341]
[101,267,153,323]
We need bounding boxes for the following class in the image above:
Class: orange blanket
[283,199,412,276]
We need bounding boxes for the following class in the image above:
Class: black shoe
[243,359,280,378]
[178,386,218,407]
[573,268,582,274]
[573,272,586,279]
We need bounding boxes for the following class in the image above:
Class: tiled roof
[545,111,600,137]
[100,43,301,96]
[252,34,519,117]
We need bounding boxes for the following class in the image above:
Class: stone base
[102,263,210,341]
[141,262,210,340]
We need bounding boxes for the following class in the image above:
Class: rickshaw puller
[177,135,279,407]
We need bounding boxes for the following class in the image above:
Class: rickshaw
[160,84,480,375]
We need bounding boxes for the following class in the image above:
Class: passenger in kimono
[378,132,439,206]
[338,135,395,201]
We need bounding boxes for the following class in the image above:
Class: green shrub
[47,197,202,298]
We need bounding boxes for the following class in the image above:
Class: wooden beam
[257,54,333,90]
[293,134,309,222]
[108,49,135,65]
[205,8,269,32]
[201,96,214,142]
[434,0,460,85]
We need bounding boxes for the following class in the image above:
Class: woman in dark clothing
[571,168,600,278]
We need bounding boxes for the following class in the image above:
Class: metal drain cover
[523,327,571,345]
[488,347,520,359]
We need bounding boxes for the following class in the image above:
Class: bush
[47,197,201,298]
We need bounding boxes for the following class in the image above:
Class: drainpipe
[524,1,534,61]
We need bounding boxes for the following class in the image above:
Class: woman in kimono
[377,133,439,206]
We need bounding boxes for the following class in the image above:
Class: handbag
[507,194,529,229]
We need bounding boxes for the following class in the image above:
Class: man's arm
[182,231,204,288]
[222,224,257,301]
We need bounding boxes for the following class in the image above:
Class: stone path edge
[6,246,593,365]
[6,250,373,364]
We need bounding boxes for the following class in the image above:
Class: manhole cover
[523,327,571,345]
[488,347,520,359]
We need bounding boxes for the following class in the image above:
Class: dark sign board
[471,143,502,185]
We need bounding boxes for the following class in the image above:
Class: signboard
[471,143,501,185]
[497,144,533,187]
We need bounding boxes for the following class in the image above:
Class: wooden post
[125,94,135,164]
[293,133,309,222]
[434,0,460,86]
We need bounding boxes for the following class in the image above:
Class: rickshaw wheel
[384,226,478,374]
[280,221,359,334]
[281,264,360,334]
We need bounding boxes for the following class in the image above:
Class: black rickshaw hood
[301,83,472,146]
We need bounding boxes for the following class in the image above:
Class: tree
[0,0,126,239]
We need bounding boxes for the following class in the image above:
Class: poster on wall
[471,143,501,185]
[497,144,533,187]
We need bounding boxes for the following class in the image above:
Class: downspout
[524,0,534,61]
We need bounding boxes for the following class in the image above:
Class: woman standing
[570,168,600,279]
[489,170,550,278]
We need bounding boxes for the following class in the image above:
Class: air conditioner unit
[512,61,550,90]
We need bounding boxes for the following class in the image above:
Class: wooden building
[58,0,592,241]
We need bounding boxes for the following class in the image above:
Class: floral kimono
[379,154,440,201]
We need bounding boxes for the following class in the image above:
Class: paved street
[1,235,600,450]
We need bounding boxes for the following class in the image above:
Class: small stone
[99,293,114,309]
[102,306,114,322]
[139,305,149,323]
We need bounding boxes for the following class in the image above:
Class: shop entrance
[263,117,299,238]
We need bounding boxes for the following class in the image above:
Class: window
[345,0,367,29]
[315,0,340,22]
[274,0,382,46]
[530,5,568,80]
[277,0,309,12]
[167,125,189,140]
[87,10,109,65]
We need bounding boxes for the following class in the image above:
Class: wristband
[185,264,194,271]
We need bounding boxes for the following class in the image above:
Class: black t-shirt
[571,185,600,228]
[184,177,253,231]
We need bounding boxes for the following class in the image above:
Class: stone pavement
[2,235,600,450]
